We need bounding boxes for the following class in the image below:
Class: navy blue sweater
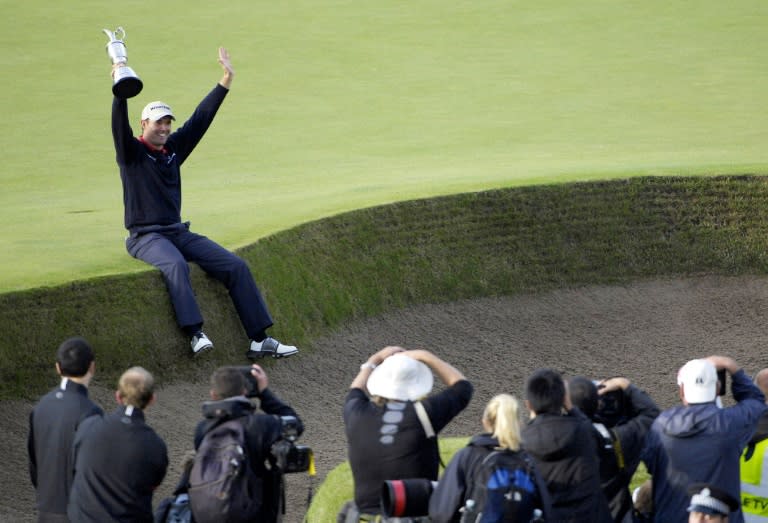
[111,84,228,233]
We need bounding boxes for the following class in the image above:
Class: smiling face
[140,116,173,150]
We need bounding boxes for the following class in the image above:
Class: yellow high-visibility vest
[741,438,768,522]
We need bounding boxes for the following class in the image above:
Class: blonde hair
[483,393,522,451]
[118,366,155,410]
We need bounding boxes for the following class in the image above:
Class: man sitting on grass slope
[109,46,297,359]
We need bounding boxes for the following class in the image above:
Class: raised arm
[350,346,405,390]
[401,349,467,387]
[217,47,234,89]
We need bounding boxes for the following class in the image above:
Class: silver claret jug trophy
[103,26,143,98]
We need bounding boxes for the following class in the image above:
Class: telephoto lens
[381,478,436,518]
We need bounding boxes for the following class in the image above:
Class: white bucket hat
[367,354,434,401]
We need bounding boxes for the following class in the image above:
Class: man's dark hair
[526,368,566,415]
[210,366,246,399]
[56,337,95,377]
[568,376,598,419]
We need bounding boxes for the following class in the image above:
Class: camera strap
[414,401,434,438]
[414,401,445,469]
[593,422,626,469]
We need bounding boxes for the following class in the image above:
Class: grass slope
[3,175,768,401]
[1,1,767,292]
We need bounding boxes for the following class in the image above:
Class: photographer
[568,376,660,523]
[642,356,766,523]
[192,364,303,523]
[339,347,473,522]
[521,368,612,523]
[429,393,552,523]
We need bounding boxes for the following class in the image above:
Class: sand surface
[4,275,767,522]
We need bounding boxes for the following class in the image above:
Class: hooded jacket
[429,433,553,523]
[642,369,766,523]
[747,411,768,450]
[522,408,613,523]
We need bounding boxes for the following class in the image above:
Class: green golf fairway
[2,1,767,293]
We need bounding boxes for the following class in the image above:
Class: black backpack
[460,446,541,523]
[188,418,263,523]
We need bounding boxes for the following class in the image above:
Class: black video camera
[594,381,628,428]
[717,368,727,396]
[238,366,261,398]
[271,415,312,474]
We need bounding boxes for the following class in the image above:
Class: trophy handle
[102,25,142,98]
[102,27,126,41]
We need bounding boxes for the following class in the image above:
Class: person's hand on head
[250,364,268,393]
[400,349,465,386]
[705,356,738,375]
[598,377,630,394]
[350,346,405,390]
[369,346,405,366]
[563,380,573,412]
[404,349,440,367]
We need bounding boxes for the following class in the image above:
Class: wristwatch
[360,362,377,371]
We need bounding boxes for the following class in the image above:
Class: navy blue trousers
[126,227,273,338]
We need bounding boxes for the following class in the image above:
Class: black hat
[687,483,738,516]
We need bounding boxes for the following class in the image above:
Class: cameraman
[568,376,660,523]
[193,364,303,523]
[340,346,473,522]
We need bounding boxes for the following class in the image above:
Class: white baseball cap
[677,359,718,404]
[141,101,175,121]
[367,354,434,401]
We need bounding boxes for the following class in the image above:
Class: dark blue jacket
[112,84,228,232]
[429,433,553,523]
[641,369,766,523]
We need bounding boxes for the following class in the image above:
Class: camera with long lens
[271,415,312,474]
[381,478,436,518]
[594,381,628,427]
